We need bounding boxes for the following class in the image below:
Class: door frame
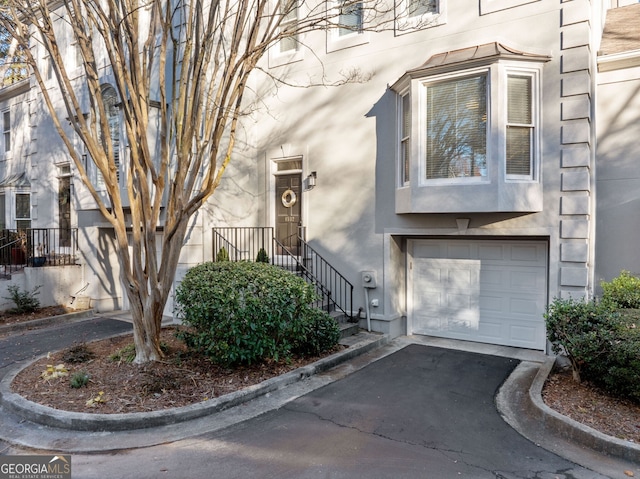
[269,156,304,250]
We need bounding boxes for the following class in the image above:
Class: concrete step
[330,310,360,339]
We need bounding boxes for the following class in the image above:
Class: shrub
[545,297,640,402]
[69,371,90,389]
[175,261,339,366]
[289,307,341,356]
[545,297,615,382]
[216,247,229,262]
[256,248,269,264]
[4,284,41,314]
[600,270,640,309]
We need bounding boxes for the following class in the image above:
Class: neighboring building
[595,2,640,288]
[1,0,638,353]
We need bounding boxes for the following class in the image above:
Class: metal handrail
[212,226,354,320]
[295,235,353,320]
[272,236,336,314]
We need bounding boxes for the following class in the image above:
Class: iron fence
[0,228,79,274]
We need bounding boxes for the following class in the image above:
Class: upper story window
[407,0,437,16]
[399,92,411,185]
[3,110,10,155]
[506,74,534,178]
[270,0,304,66]
[98,84,121,189]
[278,0,299,54]
[396,0,445,33]
[391,43,550,213]
[327,0,369,52]
[337,0,363,36]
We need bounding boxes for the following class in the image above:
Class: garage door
[408,239,547,350]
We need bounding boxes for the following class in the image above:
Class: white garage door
[408,239,547,350]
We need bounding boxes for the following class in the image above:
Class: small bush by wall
[600,270,640,309]
[545,296,640,403]
[175,261,339,366]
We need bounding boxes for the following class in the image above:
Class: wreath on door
[281,189,297,208]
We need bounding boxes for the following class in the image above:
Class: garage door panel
[478,244,505,260]
[410,240,547,350]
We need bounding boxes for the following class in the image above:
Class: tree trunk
[124,220,189,364]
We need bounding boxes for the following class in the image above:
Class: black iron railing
[213,227,274,262]
[212,227,354,320]
[0,228,79,274]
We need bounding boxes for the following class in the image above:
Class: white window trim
[397,89,411,187]
[2,108,11,158]
[15,190,31,229]
[400,62,542,189]
[327,0,369,53]
[417,66,492,187]
[503,66,540,182]
[395,0,446,35]
[269,0,305,68]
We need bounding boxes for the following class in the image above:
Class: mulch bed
[542,370,640,443]
[10,327,343,414]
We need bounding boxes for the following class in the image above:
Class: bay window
[392,42,549,213]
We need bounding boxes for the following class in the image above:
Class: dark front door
[276,174,301,255]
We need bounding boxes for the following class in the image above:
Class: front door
[275,174,301,255]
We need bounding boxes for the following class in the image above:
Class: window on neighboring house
[99,84,121,188]
[425,73,487,180]
[399,92,411,185]
[0,194,5,230]
[58,165,72,247]
[16,193,30,231]
[338,0,363,36]
[43,55,52,81]
[278,0,298,53]
[73,42,83,70]
[3,110,10,154]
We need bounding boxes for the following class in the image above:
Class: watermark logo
[0,455,71,479]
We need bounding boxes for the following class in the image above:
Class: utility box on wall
[362,271,377,289]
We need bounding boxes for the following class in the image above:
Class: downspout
[588,1,605,299]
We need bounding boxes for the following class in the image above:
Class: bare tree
[0,0,401,363]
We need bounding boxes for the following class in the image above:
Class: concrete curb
[497,356,640,468]
[528,357,640,464]
[0,309,96,335]
[0,331,390,433]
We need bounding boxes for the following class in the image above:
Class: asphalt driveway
[63,343,610,478]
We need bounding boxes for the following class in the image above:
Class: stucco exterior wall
[243,0,598,332]
[595,65,640,288]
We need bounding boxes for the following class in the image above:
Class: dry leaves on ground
[11,327,342,414]
[542,370,640,444]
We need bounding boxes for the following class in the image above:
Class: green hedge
[175,261,340,366]
[545,295,640,403]
[601,270,640,309]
